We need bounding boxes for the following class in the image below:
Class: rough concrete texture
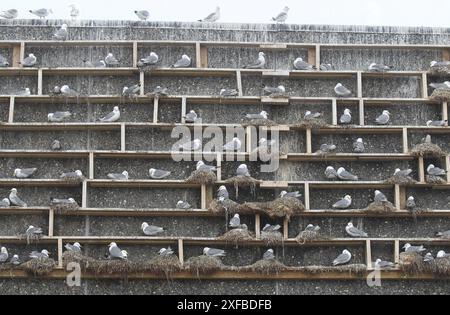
[312,133,403,153]
[279,130,306,154]
[158,101,181,123]
[0,214,48,236]
[87,187,201,209]
[214,184,276,203]
[363,77,422,99]
[126,127,178,151]
[409,131,450,152]
[0,157,88,179]
[0,130,121,150]
[0,75,38,95]
[138,44,196,68]
[0,186,82,207]
[278,160,418,182]
[242,75,357,97]
[406,187,450,210]
[0,102,9,122]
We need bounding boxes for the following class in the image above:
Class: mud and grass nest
[146,255,183,276]
[295,230,324,244]
[17,233,42,245]
[241,259,287,275]
[23,258,56,276]
[185,255,226,275]
[218,228,255,244]
[385,175,417,185]
[88,259,145,275]
[242,118,277,127]
[60,175,85,183]
[399,252,428,275]
[225,176,260,197]
[427,175,447,185]
[430,88,450,102]
[208,199,240,215]
[430,65,450,76]
[433,258,450,275]
[238,197,305,220]
[0,263,21,271]
[50,201,80,214]
[294,118,329,129]
[364,201,397,213]
[411,142,446,158]
[302,264,367,276]
[62,251,96,271]
[260,231,284,246]
[186,170,217,185]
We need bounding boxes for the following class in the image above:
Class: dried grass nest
[208,199,240,215]
[430,88,450,102]
[146,255,183,276]
[17,233,42,245]
[225,176,260,198]
[50,201,80,214]
[23,257,56,276]
[260,231,284,246]
[240,259,287,275]
[427,175,447,185]
[411,142,447,158]
[186,170,217,185]
[217,228,255,244]
[238,197,305,220]
[185,255,227,275]
[295,230,324,244]
[364,201,397,213]
[430,65,450,76]
[242,118,277,127]
[301,264,367,275]
[294,118,329,129]
[385,174,417,185]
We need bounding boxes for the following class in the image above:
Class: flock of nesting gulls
[1,6,450,270]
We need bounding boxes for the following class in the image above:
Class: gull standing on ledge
[99,106,120,122]
[171,54,191,68]
[244,52,266,69]
[29,8,53,19]
[53,24,68,41]
[9,188,27,207]
[135,10,150,21]
[272,6,289,23]
[69,4,79,20]
[198,7,220,22]
[0,9,18,19]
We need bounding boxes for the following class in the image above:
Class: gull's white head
[1,247,7,253]
[408,196,415,201]
[41,250,50,256]
[383,110,391,116]
[177,201,185,207]
[25,88,30,93]
[430,61,437,67]
[347,222,354,228]
[335,83,343,88]
[107,53,113,57]
[218,185,227,191]
[278,85,286,92]
[29,53,35,58]
[122,171,129,177]
[75,170,83,176]
[375,190,382,195]
[259,138,267,145]
[141,222,149,230]
[337,167,346,174]
[233,137,241,143]
[260,111,268,119]
[426,120,434,127]
[326,166,335,171]
[259,52,266,57]
[13,169,21,176]
[437,251,447,258]
[345,195,352,201]
[108,242,117,248]
[68,198,76,203]
[150,52,157,57]
[283,6,290,12]
[74,242,82,248]
[203,247,210,255]
[10,188,17,194]
[344,108,351,114]
[113,106,120,112]
[61,24,68,29]
[182,54,190,59]
[343,250,351,256]
[238,164,248,170]
[159,248,167,254]
[267,249,274,254]
[233,214,240,219]
[444,81,450,87]
[395,168,401,175]
[357,138,363,143]
[280,191,288,198]
[197,161,205,168]
[403,243,411,250]
[427,164,435,172]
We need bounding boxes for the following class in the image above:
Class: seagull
[108,243,127,260]
[340,109,352,124]
[272,6,289,23]
[29,250,50,259]
[48,111,72,122]
[0,198,10,208]
[14,168,37,178]
[424,253,435,262]
[53,24,68,41]
[236,164,250,177]
[427,164,446,176]
[203,247,226,257]
[60,85,79,97]
[21,54,37,67]
[320,63,333,71]
[179,139,201,151]
[171,54,191,68]
[0,54,9,67]
[403,243,426,253]
[368,63,393,72]
[99,106,120,122]
[436,230,450,238]
[0,9,18,19]
[263,249,275,260]
[245,111,269,120]
[334,83,352,97]
[430,61,450,68]
[429,82,450,90]
[65,242,82,252]
[149,168,171,179]
[50,198,78,207]
[220,88,239,97]
[394,168,413,177]
[107,171,129,180]
[374,190,388,203]
[229,214,241,228]
[333,195,352,210]
[60,170,84,181]
[345,222,368,237]
[427,120,447,127]
[141,222,164,236]
[176,201,192,210]
[333,250,352,266]
[293,58,314,70]
[375,110,391,125]
[304,111,321,120]
[304,224,321,232]
[10,254,20,265]
[184,110,198,123]
[68,4,79,20]
[406,196,416,211]
[325,166,338,179]
[9,188,27,207]
[244,52,266,69]
[198,7,220,22]
[437,251,450,258]
[83,59,106,68]
[122,84,141,98]
[263,85,286,96]
[374,259,396,269]
[26,226,43,236]
[423,134,432,144]
[105,53,119,66]
[318,144,337,154]
[135,10,150,21]
[29,8,53,19]
[353,138,365,153]
[51,140,62,151]
[139,52,159,67]
[14,88,31,96]
[0,247,8,263]
[223,137,242,151]
[262,224,281,233]
[337,167,358,181]
[151,86,169,98]
[159,247,174,257]
[279,191,301,199]
[217,186,229,202]
[196,161,216,172]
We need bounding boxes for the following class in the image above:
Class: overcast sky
[1,0,450,27]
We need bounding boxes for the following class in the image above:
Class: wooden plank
[307,47,316,67]
[200,45,208,68]
[357,71,363,98]
[306,129,312,154]
[132,41,138,68]
[446,155,450,184]
[259,44,287,50]
[89,152,94,180]
[365,240,372,269]
[181,97,187,123]
[120,123,126,152]
[178,239,184,264]
[394,184,401,210]
[421,72,429,99]
[255,214,261,239]
[12,43,22,67]
[259,181,288,188]
[195,42,202,68]
[82,181,87,208]
[246,126,253,154]
[399,186,406,210]
[262,70,290,77]
[139,71,145,96]
[8,96,14,123]
[443,49,450,62]
[201,185,213,209]
[153,97,159,124]
[37,69,43,96]
[304,182,310,210]
[359,99,365,126]
[236,70,243,97]
[260,97,289,105]
[418,157,426,183]
[394,240,400,264]
[332,98,338,125]
[315,45,321,69]
[58,238,63,268]
[402,128,409,154]
[283,217,289,240]
[216,153,222,181]
[443,102,448,122]
[48,209,55,237]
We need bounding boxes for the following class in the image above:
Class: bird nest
[260,231,284,246]
[294,119,329,129]
[399,252,429,275]
[88,259,145,275]
[50,201,80,214]
[427,175,447,185]
[217,228,255,245]
[242,118,277,127]
[185,256,226,275]
[62,251,95,271]
[17,233,42,245]
[240,259,287,275]
[186,170,217,185]
[433,257,450,276]
[238,197,305,220]
[146,255,183,276]
[0,263,20,271]
[430,65,450,76]
[301,264,367,276]
[23,258,56,276]
[225,176,260,198]
[411,142,446,158]
[295,230,325,244]
[385,174,417,185]
[60,175,85,183]
[208,199,240,215]
[430,88,450,102]
[364,201,397,213]
[314,150,337,157]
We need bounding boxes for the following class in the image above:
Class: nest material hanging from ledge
[364,201,397,213]
[242,118,277,127]
[430,65,450,76]
[260,231,284,246]
[293,118,329,129]
[301,264,367,275]
[217,228,255,244]
[208,199,240,215]
[385,174,417,185]
[430,88,450,102]
[146,255,183,276]
[23,258,56,276]
[241,259,287,275]
[426,175,447,185]
[225,176,260,198]
[411,142,447,158]
[186,170,217,185]
[50,200,80,214]
[295,230,324,244]
[238,197,305,220]
[185,255,227,275]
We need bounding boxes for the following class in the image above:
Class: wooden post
[255,214,261,239]
[394,184,401,210]
[132,41,138,68]
[394,239,400,264]
[365,240,372,269]
[443,49,450,62]
[399,186,406,210]
[446,155,450,184]
[246,126,253,154]
[359,99,365,126]
[58,238,63,268]
[307,47,316,67]
[283,217,289,240]
[306,129,312,154]
[216,153,222,181]
[402,128,409,154]
[442,101,448,122]
[153,98,159,123]
[48,209,54,237]
[304,182,310,210]
[89,152,94,180]
[178,239,184,265]
[421,72,428,99]
[236,70,243,97]
[357,71,363,98]
[82,181,88,208]
[139,71,145,96]
[8,96,14,123]
[200,45,208,68]
[315,44,321,69]
[331,98,338,125]
[120,123,126,152]
[181,97,187,124]
[418,157,425,183]
[12,42,24,67]
[201,185,213,210]
[37,68,43,96]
